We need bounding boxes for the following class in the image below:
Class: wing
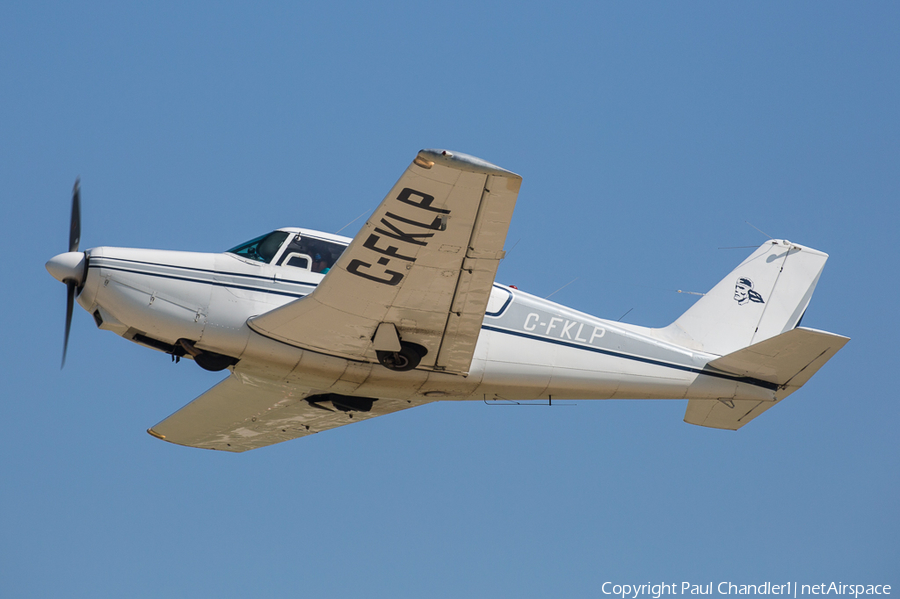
[148,370,432,452]
[248,149,522,375]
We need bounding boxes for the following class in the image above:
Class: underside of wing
[248,149,522,375]
[148,370,431,452]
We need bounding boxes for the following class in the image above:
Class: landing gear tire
[194,352,237,372]
[177,338,238,372]
[376,342,426,372]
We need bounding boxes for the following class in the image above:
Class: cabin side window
[284,254,310,269]
[278,235,346,273]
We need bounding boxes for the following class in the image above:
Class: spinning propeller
[46,179,88,368]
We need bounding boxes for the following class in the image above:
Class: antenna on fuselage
[335,207,373,234]
[745,220,774,240]
[502,238,521,259]
[545,277,578,300]
[616,308,633,322]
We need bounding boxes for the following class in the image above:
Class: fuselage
[69,228,776,405]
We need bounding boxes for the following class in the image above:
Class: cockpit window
[278,234,346,273]
[227,231,289,263]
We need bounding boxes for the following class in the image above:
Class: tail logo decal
[734,277,765,305]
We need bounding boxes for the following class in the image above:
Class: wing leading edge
[249,149,522,375]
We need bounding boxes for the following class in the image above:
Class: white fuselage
[76,245,776,405]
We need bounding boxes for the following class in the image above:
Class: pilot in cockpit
[312,253,330,274]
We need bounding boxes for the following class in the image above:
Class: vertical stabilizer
[663,240,828,356]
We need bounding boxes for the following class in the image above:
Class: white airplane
[46,149,849,452]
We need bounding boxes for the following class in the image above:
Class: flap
[248,149,522,375]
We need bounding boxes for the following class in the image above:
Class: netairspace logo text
[601,583,891,599]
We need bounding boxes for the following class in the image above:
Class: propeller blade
[63,280,75,368]
[69,178,81,253]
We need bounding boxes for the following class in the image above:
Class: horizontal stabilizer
[707,327,849,392]
[684,399,777,431]
[685,327,849,430]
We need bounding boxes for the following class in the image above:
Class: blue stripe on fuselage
[92,258,776,390]
[89,257,314,299]
[480,324,778,391]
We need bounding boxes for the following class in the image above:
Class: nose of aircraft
[46,251,87,285]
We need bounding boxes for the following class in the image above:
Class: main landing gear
[177,339,239,372]
[376,342,427,372]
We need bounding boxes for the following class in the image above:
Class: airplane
[46,149,849,452]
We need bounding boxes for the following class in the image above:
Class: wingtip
[417,149,521,179]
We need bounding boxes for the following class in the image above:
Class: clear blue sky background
[2,2,897,597]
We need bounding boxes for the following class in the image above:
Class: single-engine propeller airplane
[47,149,848,452]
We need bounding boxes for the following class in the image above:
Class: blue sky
[2,2,897,597]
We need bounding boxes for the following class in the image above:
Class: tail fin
[663,240,828,356]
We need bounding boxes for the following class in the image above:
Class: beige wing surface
[249,149,522,375]
[148,371,431,452]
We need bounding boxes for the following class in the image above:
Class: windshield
[227,231,289,263]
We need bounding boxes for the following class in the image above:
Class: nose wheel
[376,342,426,372]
